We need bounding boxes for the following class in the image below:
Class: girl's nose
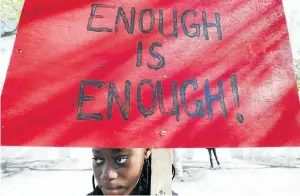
[101,164,118,180]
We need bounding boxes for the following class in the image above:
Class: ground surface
[1,148,300,196]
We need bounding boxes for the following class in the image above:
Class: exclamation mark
[136,41,142,67]
[231,74,244,123]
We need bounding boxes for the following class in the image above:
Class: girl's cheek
[93,166,102,178]
[128,156,141,166]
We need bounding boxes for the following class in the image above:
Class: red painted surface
[1,0,300,148]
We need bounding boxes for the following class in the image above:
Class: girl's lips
[101,186,124,190]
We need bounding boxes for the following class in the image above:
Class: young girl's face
[92,148,151,195]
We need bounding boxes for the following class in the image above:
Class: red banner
[1,0,300,147]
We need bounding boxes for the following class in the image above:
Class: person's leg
[207,148,214,169]
[212,148,221,168]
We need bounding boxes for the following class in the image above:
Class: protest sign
[1,0,300,147]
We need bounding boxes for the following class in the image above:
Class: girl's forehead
[92,148,143,154]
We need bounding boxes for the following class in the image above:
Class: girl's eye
[116,156,128,164]
[93,158,104,165]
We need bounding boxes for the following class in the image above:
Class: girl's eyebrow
[92,148,131,154]
[92,148,101,153]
